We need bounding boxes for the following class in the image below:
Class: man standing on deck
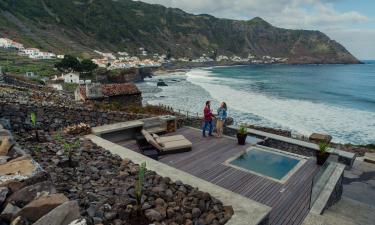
[203,100,215,137]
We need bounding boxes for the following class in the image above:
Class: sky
[138,0,375,60]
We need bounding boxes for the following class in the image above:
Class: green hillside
[0,0,360,64]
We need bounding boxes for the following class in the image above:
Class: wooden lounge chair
[135,133,159,160]
[141,129,192,155]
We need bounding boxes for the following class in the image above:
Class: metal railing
[156,103,203,118]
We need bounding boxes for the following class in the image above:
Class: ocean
[137,61,375,144]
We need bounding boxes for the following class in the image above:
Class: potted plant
[316,142,330,165]
[237,125,248,145]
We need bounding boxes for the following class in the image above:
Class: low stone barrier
[0,100,150,132]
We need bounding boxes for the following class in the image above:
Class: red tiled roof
[79,83,141,100]
[101,83,141,96]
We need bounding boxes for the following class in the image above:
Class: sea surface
[137,61,375,144]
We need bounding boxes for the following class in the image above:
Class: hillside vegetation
[0,0,360,64]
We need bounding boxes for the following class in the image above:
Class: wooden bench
[91,120,144,143]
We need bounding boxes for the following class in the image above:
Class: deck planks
[117,127,320,225]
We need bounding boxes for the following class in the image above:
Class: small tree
[80,59,98,78]
[54,132,80,167]
[135,162,146,214]
[63,139,80,167]
[30,112,39,142]
[55,55,81,73]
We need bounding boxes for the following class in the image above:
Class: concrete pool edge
[85,134,271,225]
[224,145,308,184]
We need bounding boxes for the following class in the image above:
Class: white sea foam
[186,69,375,144]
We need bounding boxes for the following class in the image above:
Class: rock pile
[0,126,85,225]
[15,131,233,225]
[64,123,92,136]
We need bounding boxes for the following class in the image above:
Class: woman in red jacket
[202,100,215,137]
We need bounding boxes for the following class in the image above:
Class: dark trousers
[202,120,213,136]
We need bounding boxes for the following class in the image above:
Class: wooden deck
[118,127,320,225]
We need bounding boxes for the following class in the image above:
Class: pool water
[229,148,300,180]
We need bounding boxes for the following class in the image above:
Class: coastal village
[0,37,288,70]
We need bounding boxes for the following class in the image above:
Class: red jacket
[204,106,213,122]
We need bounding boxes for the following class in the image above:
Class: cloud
[137,0,369,29]
[136,0,374,59]
[324,28,375,60]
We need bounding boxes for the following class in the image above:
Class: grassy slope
[0,49,59,77]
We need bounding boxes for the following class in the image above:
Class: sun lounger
[153,134,186,143]
[141,130,192,155]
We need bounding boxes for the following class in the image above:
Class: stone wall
[262,139,315,157]
[0,100,149,132]
[3,74,45,90]
[99,94,142,108]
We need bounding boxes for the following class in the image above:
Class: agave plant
[318,142,329,152]
[238,124,248,135]
[30,112,40,142]
[135,162,146,214]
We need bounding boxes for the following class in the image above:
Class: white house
[37,52,56,59]
[57,55,64,59]
[79,79,92,85]
[0,38,24,50]
[25,72,36,77]
[63,72,80,84]
[23,48,40,58]
[0,38,12,48]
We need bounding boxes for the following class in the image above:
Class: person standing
[202,101,215,137]
[216,102,227,137]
